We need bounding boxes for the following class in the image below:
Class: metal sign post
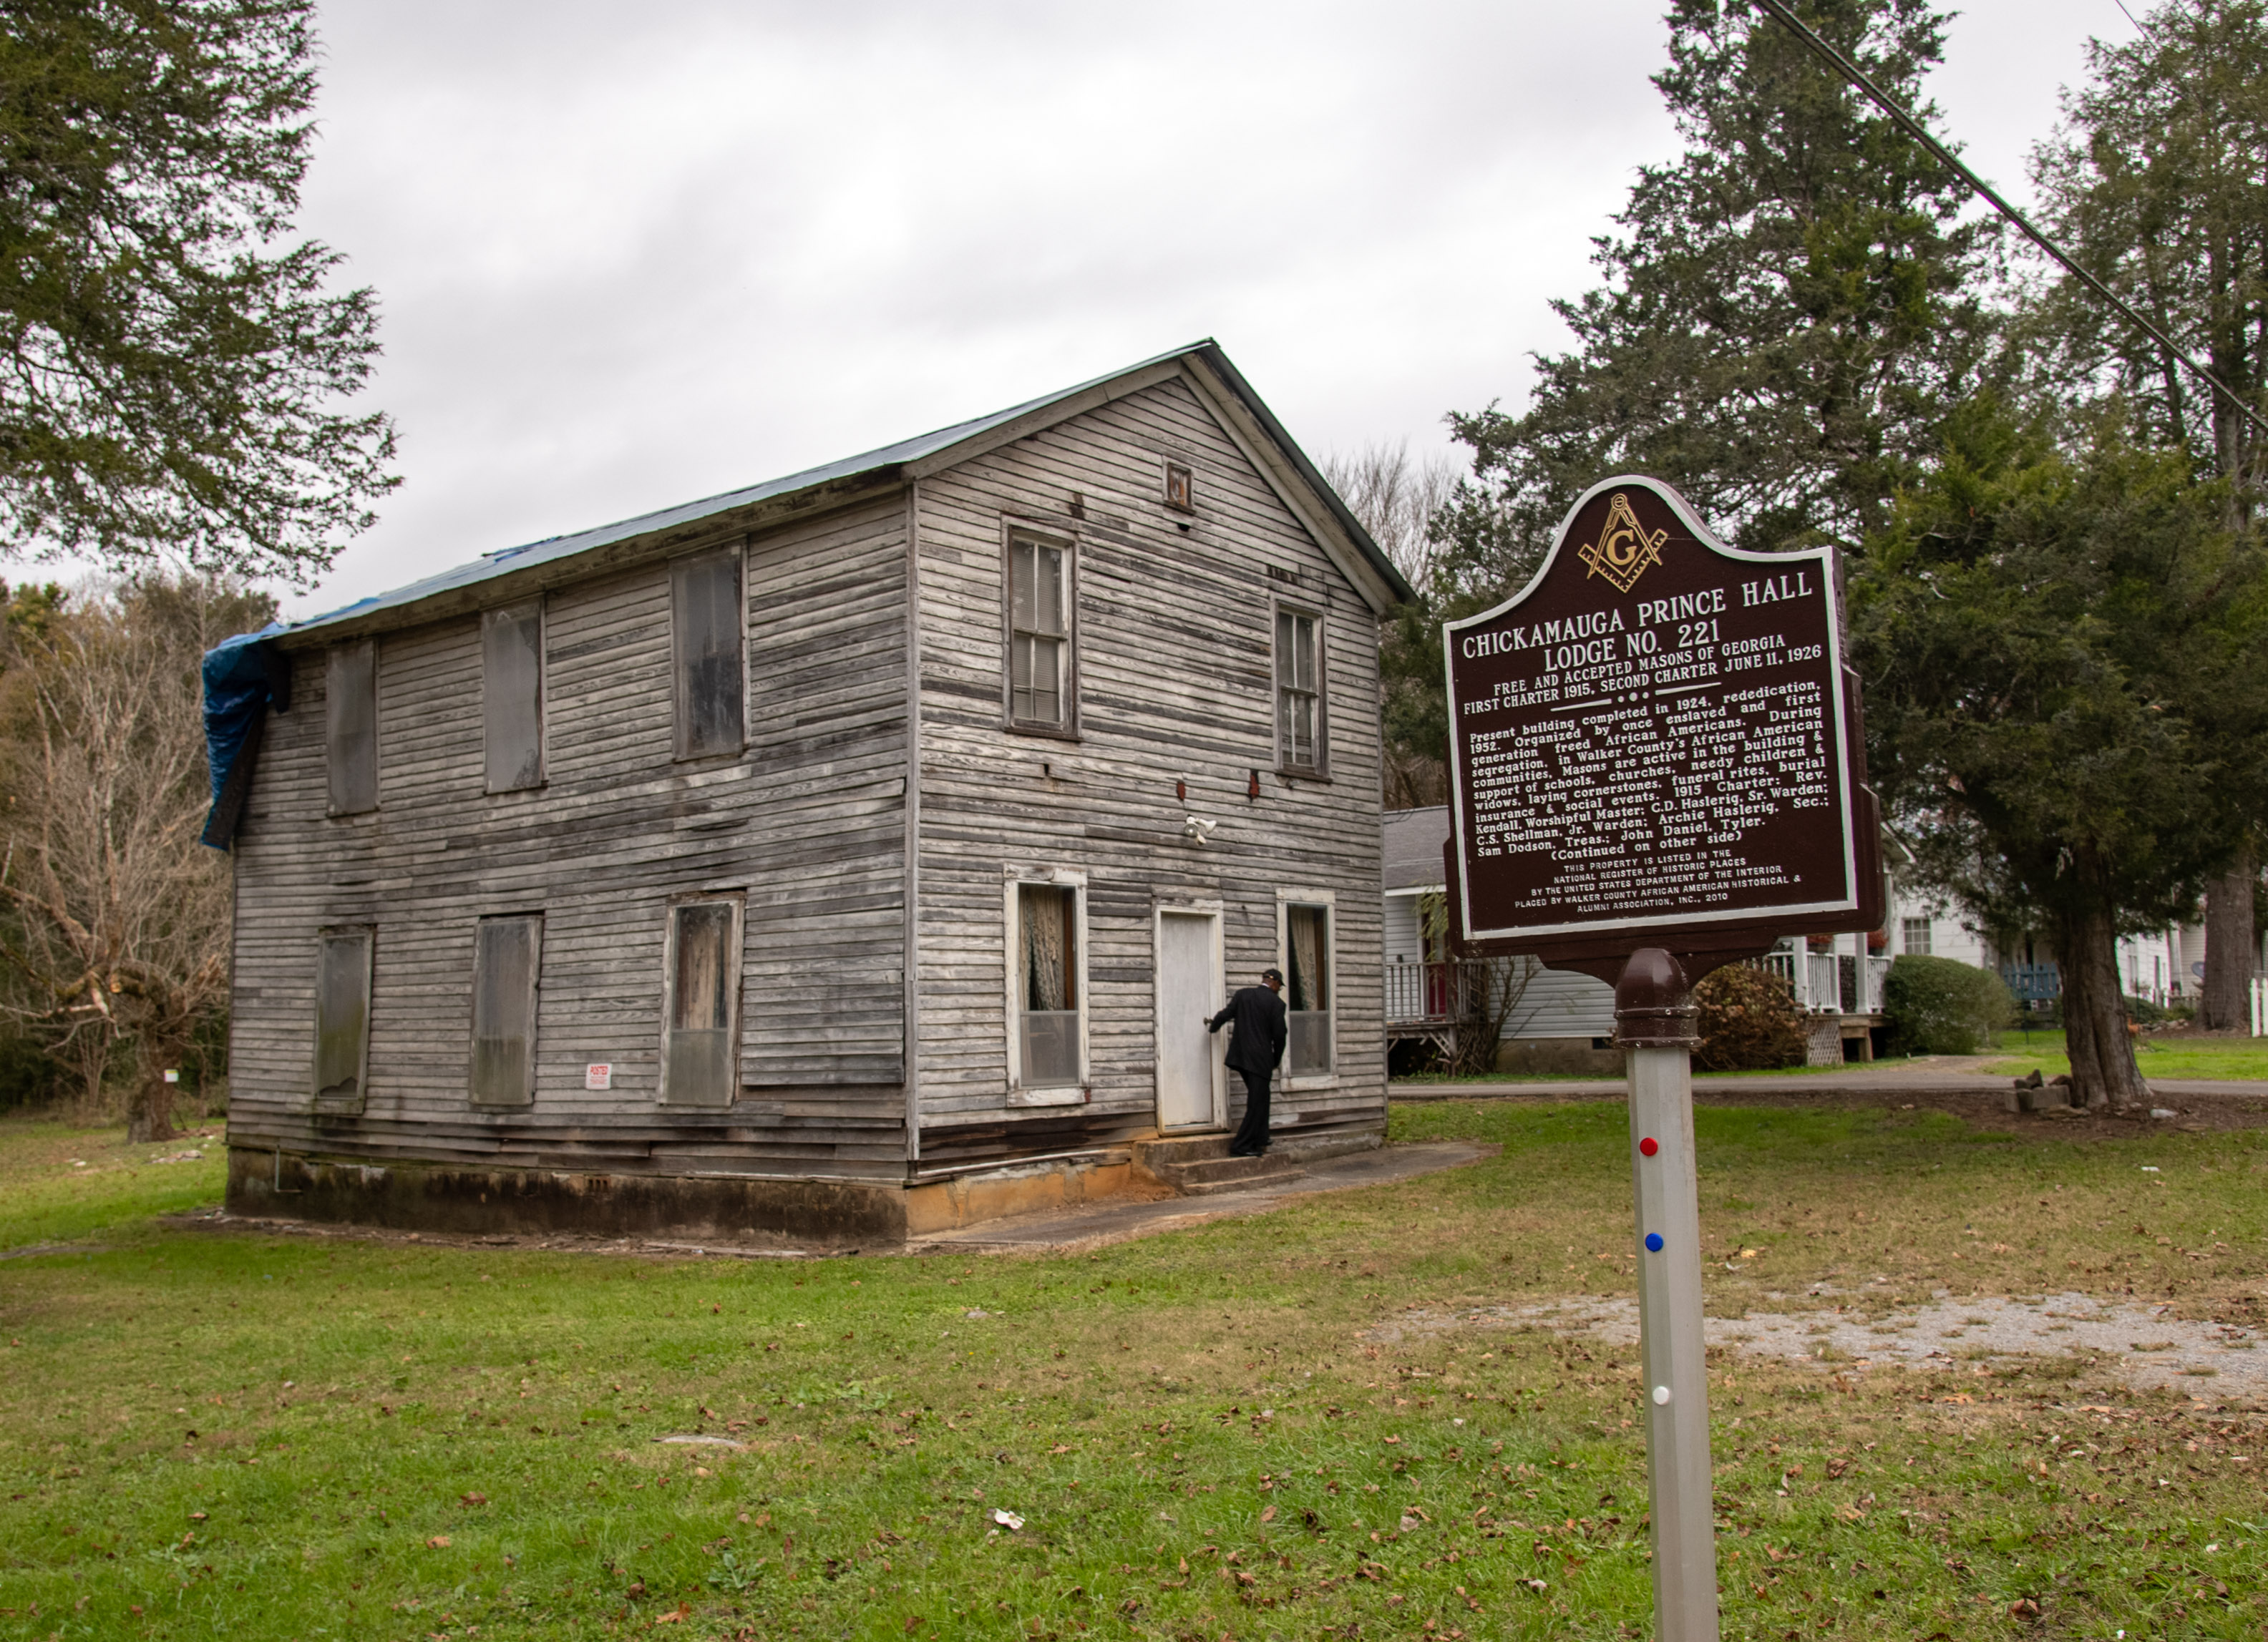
[1618,949,1716,1641]
[1438,476,1887,1642]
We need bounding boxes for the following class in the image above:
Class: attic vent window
[1266,565,1300,586]
[1163,461,1194,512]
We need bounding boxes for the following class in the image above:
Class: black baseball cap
[1261,967,1285,984]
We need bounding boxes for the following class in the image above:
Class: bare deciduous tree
[1323,441,1464,809]
[0,577,263,1138]
[1321,440,1461,590]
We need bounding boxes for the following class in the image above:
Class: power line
[1752,0,2268,440]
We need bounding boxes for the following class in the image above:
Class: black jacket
[1209,984,1288,1075]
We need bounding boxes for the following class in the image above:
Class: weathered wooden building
[212,343,1409,1243]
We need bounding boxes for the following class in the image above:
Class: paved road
[1390,1064,2268,1102]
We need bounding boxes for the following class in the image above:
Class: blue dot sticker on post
[1645,1233,1664,1252]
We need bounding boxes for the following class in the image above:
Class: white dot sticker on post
[585,1063,613,1091]
[1652,1386,1672,1406]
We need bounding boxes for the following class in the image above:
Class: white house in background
[1383,808,2033,1067]
[1382,806,1616,1072]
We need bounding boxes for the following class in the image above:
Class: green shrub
[1693,964,1808,1072]
[1884,954,2013,1055]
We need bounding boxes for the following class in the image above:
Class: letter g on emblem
[1577,492,1669,594]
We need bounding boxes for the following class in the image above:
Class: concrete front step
[1133,1135,1305,1196]
[1178,1164,1305,1197]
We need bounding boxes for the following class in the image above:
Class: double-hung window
[673,549,745,759]
[469,914,542,1108]
[1280,898,1334,1077]
[1275,606,1324,773]
[313,927,374,1111]
[326,639,379,814]
[662,895,742,1107]
[1901,917,1932,956]
[1007,531,1074,732]
[482,601,545,792]
[1011,879,1085,1095]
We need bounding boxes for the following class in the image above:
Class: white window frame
[1900,917,1932,957]
[480,598,547,795]
[658,890,745,1108]
[1275,886,1338,1092]
[1152,899,1227,1131]
[1001,523,1079,737]
[1003,865,1089,1103]
[1271,598,1328,777]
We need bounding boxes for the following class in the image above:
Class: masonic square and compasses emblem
[1577,491,1669,592]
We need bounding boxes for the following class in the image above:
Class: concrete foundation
[227,1123,1386,1248]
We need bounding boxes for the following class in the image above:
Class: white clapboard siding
[911,371,1386,1165]
[229,361,1393,1193]
[228,496,912,1176]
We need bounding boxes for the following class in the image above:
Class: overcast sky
[276,0,2133,618]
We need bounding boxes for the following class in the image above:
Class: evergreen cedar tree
[0,0,395,581]
[1379,0,2268,1106]
[1851,404,2268,1108]
[2028,0,2268,1028]
[1383,0,1997,790]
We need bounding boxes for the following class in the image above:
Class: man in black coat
[1208,967,1288,1158]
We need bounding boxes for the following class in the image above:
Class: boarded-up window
[482,602,545,792]
[470,914,541,1108]
[673,550,744,758]
[1284,902,1333,1075]
[1008,534,1071,729]
[313,928,373,1109]
[1275,608,1323,772]
[1016,883,1081,1087]
[663,897,741,1105]
[326,640,379,813]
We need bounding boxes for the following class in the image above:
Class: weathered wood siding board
[227,497,914,1174]
[910,371,1386,1155]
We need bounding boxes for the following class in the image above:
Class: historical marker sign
[1443,474,1882,1642]
[1444,474,1880,960]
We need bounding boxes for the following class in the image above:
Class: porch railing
[1385,959,1465,1026]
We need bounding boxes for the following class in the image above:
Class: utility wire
[1752,0,2268,439]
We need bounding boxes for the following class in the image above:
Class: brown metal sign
[1444,476,1882,969]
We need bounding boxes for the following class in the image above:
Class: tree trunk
[2055,899,2151,1110]
[124,1027,188,1143]
[125,1070,177,1143]
[2200,844,2257,1032]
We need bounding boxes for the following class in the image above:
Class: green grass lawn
[1983,1030,2268,1083]
[3,1104,2267,1639]
[1394,1057,1937,1088]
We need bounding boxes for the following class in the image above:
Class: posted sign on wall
[1444,476,1879,954]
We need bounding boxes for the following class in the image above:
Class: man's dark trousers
[1230,1069,1271,1157]
[1208,982,1288,1158]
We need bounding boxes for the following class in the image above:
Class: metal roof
[1383,804,1451,891]
[281,340,1411,640]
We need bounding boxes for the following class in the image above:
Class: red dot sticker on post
[585,1063,613,1092]
[1639,1137,1659,1157]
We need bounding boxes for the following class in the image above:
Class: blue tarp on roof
[203,624,285,803]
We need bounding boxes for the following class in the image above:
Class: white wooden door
[1156,911,1221,1130]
